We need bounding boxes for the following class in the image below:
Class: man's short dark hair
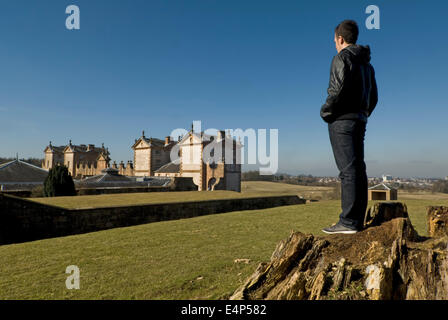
[335,20,359,44]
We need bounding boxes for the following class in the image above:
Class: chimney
[165,136,171,145]
[87,144,95,151]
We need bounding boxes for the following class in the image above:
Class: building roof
[76,168,133,184]
[64,144,106,154]
[75,168,173,188]
[369,183,396,191]
[134,176,173,187]
[45,142,109,160]
[132,134,175,150]
[0,159,49,184]
[44,145,65,153]
[178,130,243,148]
[155,161,180,174]
[132,128,242,152]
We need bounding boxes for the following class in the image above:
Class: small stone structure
[368,183,397,201]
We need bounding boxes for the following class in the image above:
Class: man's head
[334,20,359,53]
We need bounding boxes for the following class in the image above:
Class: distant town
[320,174,441,189]
[241,171,448,192]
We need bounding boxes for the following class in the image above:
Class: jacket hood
[344,44,372,63]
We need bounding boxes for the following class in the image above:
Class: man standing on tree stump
[321,20,378,234]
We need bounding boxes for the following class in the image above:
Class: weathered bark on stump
[363,202,409,228]
[230,202,448,300]
[427,206,448,238]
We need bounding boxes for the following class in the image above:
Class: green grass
[1,197,446,300]
[241,181,332,196]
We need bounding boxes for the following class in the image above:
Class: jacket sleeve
[320,55,348,123]
[368,65,378,117]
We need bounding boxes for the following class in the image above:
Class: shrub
[43,165,76,197]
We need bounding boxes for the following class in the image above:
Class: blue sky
[0,0,447,178]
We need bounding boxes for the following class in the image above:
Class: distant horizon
[240,168,446,180]
[1,155,445,180]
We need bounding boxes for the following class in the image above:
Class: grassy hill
[1,181,448,299]
[29,190,284,210]
[241,181,332,198]
[29,181,332,209]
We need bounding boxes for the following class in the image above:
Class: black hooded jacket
[320,44,378,123]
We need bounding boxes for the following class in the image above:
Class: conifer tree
[43,165,76,197]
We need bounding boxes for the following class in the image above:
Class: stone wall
[0,193,305,245]
[0,190,34,197]
[0,193,64,245]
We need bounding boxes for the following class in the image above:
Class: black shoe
[322,222,358,235]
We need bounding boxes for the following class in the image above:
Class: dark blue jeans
[328,119,368,230]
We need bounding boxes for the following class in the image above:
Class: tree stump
[230,202,448,300]
[427,206,448,238]
[363,202,408,228]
